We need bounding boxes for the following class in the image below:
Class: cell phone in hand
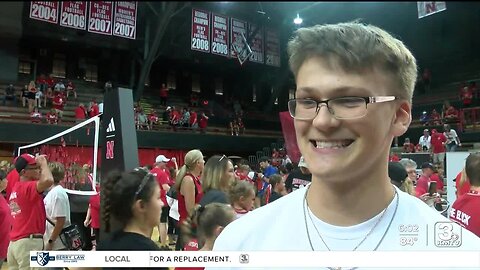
[428,181,437,195]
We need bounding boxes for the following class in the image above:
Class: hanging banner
[417,2,447,19]
[113,1,137,39]
[230,18,248,59]
[211,13,229,57]
[59,1,87,30]
[191,9,210,53]
[88,1,113,35]
[279,111,301,164]
[29,1,59,24]
[248,23,264,64]
[265,28,281,67]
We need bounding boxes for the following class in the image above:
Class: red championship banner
[279,111,301,164]
[211,13,229,57]
[191,9,210,53]
[248,23,264,64]
[59,2,87,30]
[29,2,59,24]
[265,28,281,67]
[88,1,113,35]
[417,2,446,19]
[230,18,247,58]
[113,1,137,39]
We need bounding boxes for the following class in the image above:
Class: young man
[258,157,278,178]
[211,22,480,262]
[8,154,54,270]
[430,129,447,170]
[450,152,480,237]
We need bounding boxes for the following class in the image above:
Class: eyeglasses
[288,96,396,120]
[133,167,152,200]
[219,155,227,162]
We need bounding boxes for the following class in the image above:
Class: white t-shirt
[166,194,179,221]
[44,185,71,250]
[444,129,459,145]
[209,185,480,270]
[418,135,431,149]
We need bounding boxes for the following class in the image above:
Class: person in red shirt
[46,108,58,125]
[7,154,54,270]
[430,129,446,170]
[151,155,172,250]
[148,109,159,130]
[460,82,473,108]
[0,170,11,268]
[88,100,99,118]
[450,153,480,237]
[160,83,168,106]
[402,138,415,153]
[198,112,209,133]
[415,162,438,198]
[75,103,87,123]
[84,185,100,250]
[175,203,235,270]
[389,152,400,162]
[174,149,204,251]
[430,109,441,126]
[66,80,77,100]
[456,168,471,198]
[444,105,459,123]
[52,91,65,119]
[30,106,43,123]
[170,107,181,131]
[189,110,198,128]
[422,68,431,92]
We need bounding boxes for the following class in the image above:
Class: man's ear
[392,101,411,137]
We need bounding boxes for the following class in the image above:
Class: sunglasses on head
[218,155,227,162]
[133,167,152,200]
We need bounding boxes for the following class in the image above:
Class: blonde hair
[287,21,417,102]
[400,177,415,196]
[48,162,65,184]
[181,203,235,248]
[229,180,255,205]
[175,149,203,191]
[202,155,233,193]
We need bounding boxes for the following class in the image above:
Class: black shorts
[160,206,170,223]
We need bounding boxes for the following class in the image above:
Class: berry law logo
[434,221,462,247]
[31,252,55,266]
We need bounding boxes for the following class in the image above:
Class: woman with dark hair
[98,168,163,251]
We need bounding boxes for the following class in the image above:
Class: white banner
[418,2,447,19]
[30,251,480,268]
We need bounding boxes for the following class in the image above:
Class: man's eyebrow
[295,86,374,97]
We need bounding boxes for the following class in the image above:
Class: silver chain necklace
[303,185,399,270]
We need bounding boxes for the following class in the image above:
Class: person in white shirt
[44,162,71,251]
[418,128,431,151]
[444,124,461,152]
[210,22,480,270]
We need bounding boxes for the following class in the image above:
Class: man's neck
[307,166,395,227]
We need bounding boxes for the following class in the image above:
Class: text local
[150,255,230,263]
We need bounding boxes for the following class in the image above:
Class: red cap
[15,154,37,172]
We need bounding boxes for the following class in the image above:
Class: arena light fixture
[294,13,303,25]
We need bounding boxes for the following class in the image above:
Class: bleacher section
[0,80,283,138]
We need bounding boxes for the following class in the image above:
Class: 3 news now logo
[434,221,462,247]
[31,252,86,266]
